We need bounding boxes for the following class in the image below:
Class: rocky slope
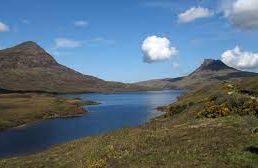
[0,41,144,93]
[136,59,258,90]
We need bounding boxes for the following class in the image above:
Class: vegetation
[1,78,258,167]
[0,93,96,131]
[197,93,258,118]
[0,116,258,167]
[0,41,149,94]
[163,79,258,119]
[136,59,258,90]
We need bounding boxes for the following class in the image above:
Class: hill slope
[2,77,258,167]
[136,59,258,90]
[0,41,144,93]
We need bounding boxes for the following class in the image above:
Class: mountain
[1,42,256,93]
[136,59,258,90]
[0,41,144,93]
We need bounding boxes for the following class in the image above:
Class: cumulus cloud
[142,36,177,63]
[55,38,82,48]
[74,20,88,27]
[223,0,258,29]
[221,46,258,70]
[178,7,214,23]
[0,22,10,32]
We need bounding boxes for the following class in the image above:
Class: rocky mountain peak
[0,41,58,69]
[203,59,217,66]
[191,59,237,75]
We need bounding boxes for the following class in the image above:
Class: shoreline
[0,93,100,132]
[3,112,87,132]
[0,89,174,132]
[0,90,179,160]
[0,108,164,159]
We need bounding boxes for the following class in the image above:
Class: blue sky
[0,0,258,82]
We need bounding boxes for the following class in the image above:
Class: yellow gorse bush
[197,92,258,118]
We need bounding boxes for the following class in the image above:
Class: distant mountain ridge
[0,41,145,93]
[136,59,258,90]
[1,41,257,93]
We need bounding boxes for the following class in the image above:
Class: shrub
[197,101,230,118]
[164,104,187,118]
[197,93,258,118]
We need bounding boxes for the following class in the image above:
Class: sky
[0,0,258,83]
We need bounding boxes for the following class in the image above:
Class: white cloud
[142,36,177,63]
[178,7,214,23]
[221,46,258,70]
[55,38,82,48]
[172,62,180,69]
[21,19,30,24]
[51,50,72,57]
[90,37,115,45]
[0,22,10,32]
[74,20,88,27]
[223,0,258,29]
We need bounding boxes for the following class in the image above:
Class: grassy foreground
[0,93,96,131]
[0,116,257,167]
[1,78,258,167]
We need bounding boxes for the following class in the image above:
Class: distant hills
[0,41,257,93]
[0,41,145,93]
[136,59,258,90]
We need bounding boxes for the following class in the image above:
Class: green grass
[1,78,258,167]
[0,116,258,168]
[0,93,95,131]
[162,79,258,120]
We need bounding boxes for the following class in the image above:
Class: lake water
[0,90,184,158]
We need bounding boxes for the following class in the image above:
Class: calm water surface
[0,90,184,158]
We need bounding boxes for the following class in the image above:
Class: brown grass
[1,78,258,167]
[0,93,92,131]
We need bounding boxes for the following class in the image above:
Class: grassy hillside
[136,59,258,90]
[0,41,148,93]
[0,67,148,93]
[0,93,97,131]
[1,77,258,167]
